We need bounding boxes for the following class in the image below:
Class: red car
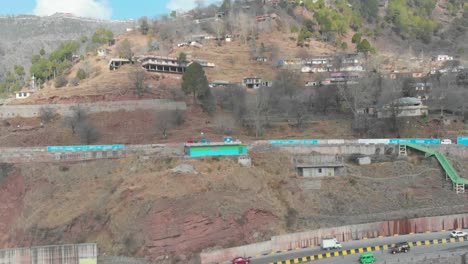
[232,256,250,264]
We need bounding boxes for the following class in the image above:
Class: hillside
[0,150,466,263]
[0,14,135,79]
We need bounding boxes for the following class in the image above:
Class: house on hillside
[254,56,268,62]
[433,54,454,61]
[242,77,272,89]
[256,13,278,23]
[15,90,34,99]
[263,0,280,6]
[97,48,110,57]
[140,56,187,74]
[108,58,132,70]
[305,80,319,87]
[193,59,215,68]
[294,155,345,177]
[411,82,431,101]
[209,80,231,88]
[377,97,428,118]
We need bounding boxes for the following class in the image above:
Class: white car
[441,139,452,145]
[450,230,467,238]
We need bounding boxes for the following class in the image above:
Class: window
[318,168,322,173]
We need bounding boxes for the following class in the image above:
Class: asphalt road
[249,230,468,264]
[307,241,468,264]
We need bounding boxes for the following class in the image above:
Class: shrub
[54,75,67,88]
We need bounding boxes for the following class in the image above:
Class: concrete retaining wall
[0,99,186,119]
[252,143,397,156]
[0,144,184,163]
[0,243,97,264]
[200,213,468,264]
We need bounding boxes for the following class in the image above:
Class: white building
[15,90,33,99]
[434,55,454,61]
[377,97,428,118]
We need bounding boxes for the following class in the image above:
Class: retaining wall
[0,144,184,163]
[252,143,397,156]
[200,213,468,264]
[0,99,186,119]
[0,243,97,264]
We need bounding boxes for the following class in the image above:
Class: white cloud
[33,0,112,19]
[166,0,220,12]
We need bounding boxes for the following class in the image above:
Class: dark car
[232,256,250,264]
[391,242,410,254]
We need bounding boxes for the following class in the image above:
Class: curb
[268,236,467,264]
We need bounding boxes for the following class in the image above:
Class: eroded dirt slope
[0,151,465,263]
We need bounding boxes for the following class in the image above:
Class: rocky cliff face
[0,14,135,77]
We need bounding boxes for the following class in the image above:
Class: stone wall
[0,99,186,119]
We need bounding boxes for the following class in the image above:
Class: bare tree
[289,96,308,130]
[65,105,87,134]
[214,85,247,122]
[315,85,339,114]
[116,39,134,62]
[129,66,147,97]
[377,79,404,135]
[39,106,56,124]
[77,121,100,144]
[248,87,270,138]
[154,110,184,138]
[214,114,236,135]
[338,74,381,116]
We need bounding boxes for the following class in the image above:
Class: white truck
[321,238,342,250]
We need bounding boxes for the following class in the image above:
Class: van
[441,139,452,145]
[359,253,375,263]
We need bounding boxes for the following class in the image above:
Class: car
[359,253,375,263]
[441,139,452,145]
[231,256,250,264]
[391,242,410,254]
[450,230,468,238]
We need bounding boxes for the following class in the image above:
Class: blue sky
[0,0,218,20]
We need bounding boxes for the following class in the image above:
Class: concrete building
[433,54,454,61]
[97,48,109,57]
[294,155,345,177]
[140,56,187,74]
[242,77,272,89]
[209,80,231,88]
[377,97,429,118]
[15,90,34,99]
[108,58,131,70]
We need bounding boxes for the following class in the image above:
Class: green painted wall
[187,144,248,157]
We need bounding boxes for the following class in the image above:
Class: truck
[321,238,342,250]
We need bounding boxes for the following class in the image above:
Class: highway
[248,231,468,264]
